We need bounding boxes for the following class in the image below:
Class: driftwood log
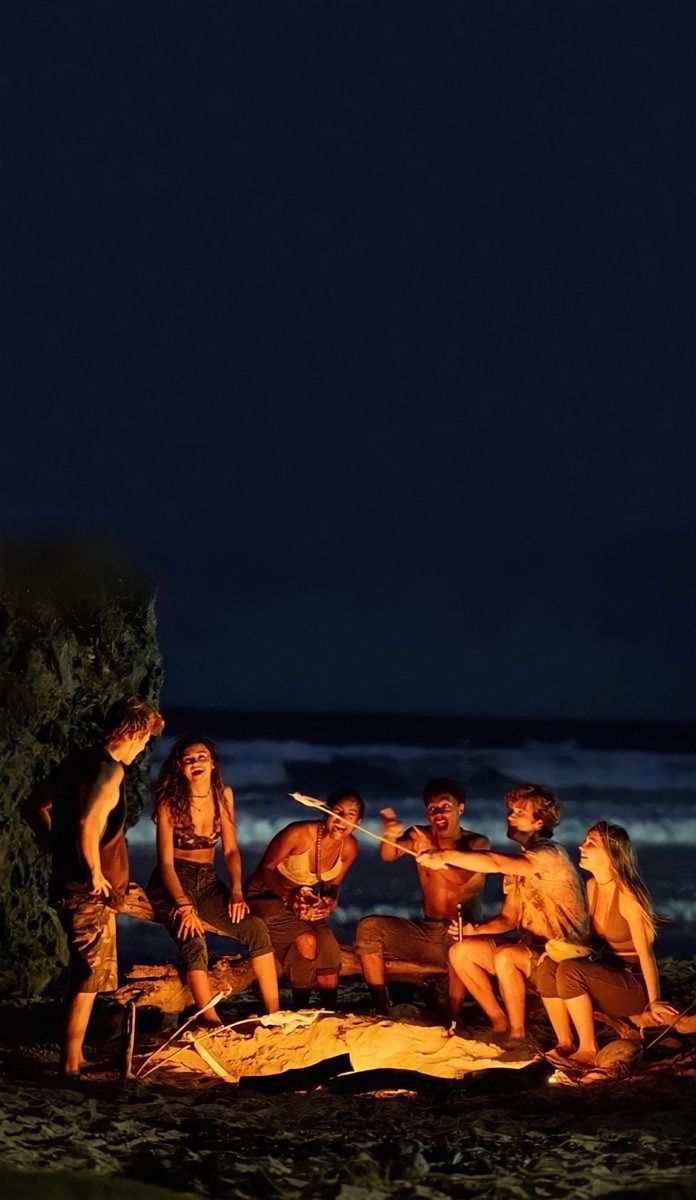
[116,883,446,1013]
[117,885,696,1032]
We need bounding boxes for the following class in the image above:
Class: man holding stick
[355,778,489,1016]
[418,783,589,1044]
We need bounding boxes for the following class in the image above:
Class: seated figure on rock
[147,735,280,1025]
[245,788,364,1010]
[538,821,677,1069]
[355,779,489,1017]
[419,784,589,1046]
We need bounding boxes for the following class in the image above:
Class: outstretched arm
[418,847,536,876]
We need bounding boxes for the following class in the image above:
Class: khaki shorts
[354,915,452,969]
[58,897,118,993]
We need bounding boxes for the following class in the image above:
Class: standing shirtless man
[25,697,164,1077]
[355,778,489,1015]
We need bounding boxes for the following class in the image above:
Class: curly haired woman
[147,736,279,1025]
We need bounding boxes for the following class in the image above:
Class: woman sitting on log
[538,821,677,1067]
[246,789,364,1010]
[147,736,280,1025]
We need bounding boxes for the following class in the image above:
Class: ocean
[121,721,696,968]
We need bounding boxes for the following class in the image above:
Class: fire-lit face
[578,828,610,873]
[506,799,544,836]
[426,795,464,836]
[181,743,214,791]
[325,798,363,838]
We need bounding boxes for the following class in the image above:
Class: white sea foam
[660,899,696,923]
[151,736,696,791]
[128,805,696,850]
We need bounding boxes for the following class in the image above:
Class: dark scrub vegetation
[0,542,162,997]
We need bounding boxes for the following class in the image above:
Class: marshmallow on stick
[289,792,420,859]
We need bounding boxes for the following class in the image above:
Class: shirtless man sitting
[354,778,489,1016]
[418,784,589,1044]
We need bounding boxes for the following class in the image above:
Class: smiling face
[425,794,464,838]
[578,826,611,874]
[325,796,363,838]
[180,742,214,792]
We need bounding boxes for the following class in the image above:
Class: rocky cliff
[0,542,163,997]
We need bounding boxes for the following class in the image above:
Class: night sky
[4,1,695,720]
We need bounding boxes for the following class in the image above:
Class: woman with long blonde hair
[538,820,676,1067]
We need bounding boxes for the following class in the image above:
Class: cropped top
[592,884,639,962]
[172,809,221,851]
[276,846,344,887]
[276,824,345,887]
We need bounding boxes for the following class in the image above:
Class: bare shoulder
[616,884,645,919]
[86,758,124,811]
[95,758,124,788]
[461,829,489,851]
[275,820,314,846]
[220,786,236,816]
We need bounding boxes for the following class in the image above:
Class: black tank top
[48,746,128,905]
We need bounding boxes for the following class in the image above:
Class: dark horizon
[161,704,696,754]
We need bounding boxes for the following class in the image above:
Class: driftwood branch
[116,883,447,1012]
[118,886,696,1032]
[115,950,449,1012]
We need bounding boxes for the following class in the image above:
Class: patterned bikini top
[172,807,221,851]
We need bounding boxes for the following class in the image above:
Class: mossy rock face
[0,542,163,998]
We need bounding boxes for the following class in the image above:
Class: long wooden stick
[289,792,420,859]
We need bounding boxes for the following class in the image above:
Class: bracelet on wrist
[176,899,194,910]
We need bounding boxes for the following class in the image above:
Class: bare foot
[568,1049,596,1066]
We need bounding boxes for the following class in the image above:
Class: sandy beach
[2,960,696,1199]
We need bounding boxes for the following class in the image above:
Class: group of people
[26,695,676,1079]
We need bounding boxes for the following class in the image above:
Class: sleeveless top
[276,825,345,886]
[592,883,639,962]
[49,746,129,905]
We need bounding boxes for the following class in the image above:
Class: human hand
[447,920,478,938]
[416,850,449,870]
[175,904,205,939]
[380,808,404,836]
[300,897,333,921]
[228,895,250,923]
[644,999,679,1024]
[89,869,113,898]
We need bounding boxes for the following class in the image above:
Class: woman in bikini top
[148,735,279,1021]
